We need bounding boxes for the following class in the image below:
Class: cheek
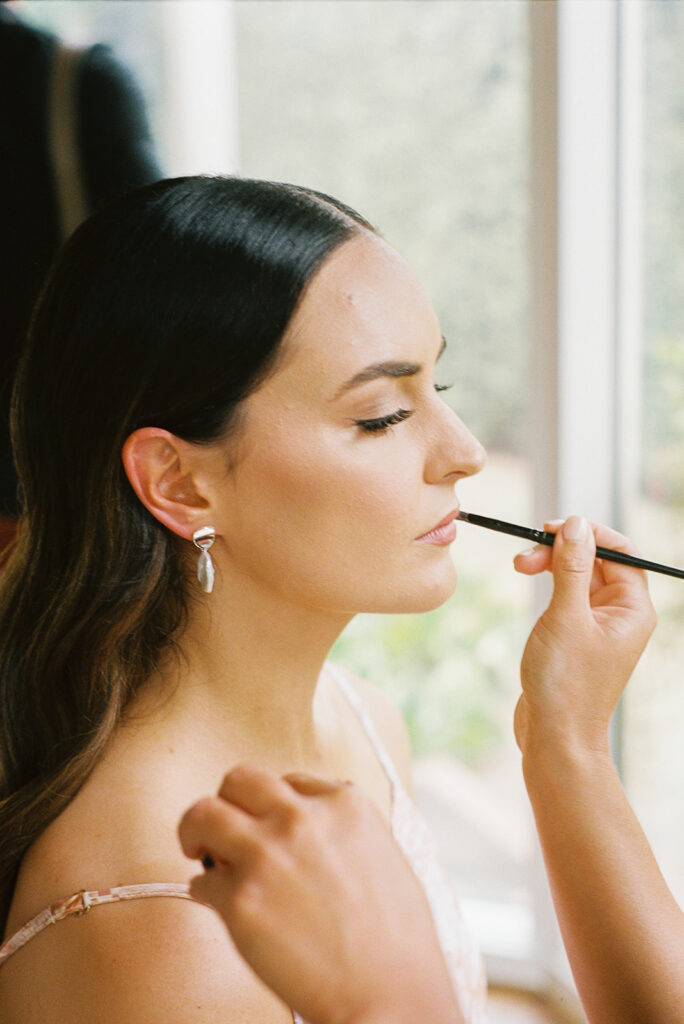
[266,451,404,546]
[224,435,456,613]
[230,438,414,576]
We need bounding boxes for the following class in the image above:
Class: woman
[0,176,486,1023]
[180,516,682,1024]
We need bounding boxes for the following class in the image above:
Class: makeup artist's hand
[178,764,463,1024]
[512,515,656,754]
[512,524,684,1024]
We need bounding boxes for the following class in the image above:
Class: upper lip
[415,507,460,540]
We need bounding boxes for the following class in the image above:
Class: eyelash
[355,408,413,433]
[354,383,452,434]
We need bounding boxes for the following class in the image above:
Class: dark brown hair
[0,175,372,929]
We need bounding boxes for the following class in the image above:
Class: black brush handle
[458,511,684,580]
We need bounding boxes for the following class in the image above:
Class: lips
[415,508,460,544]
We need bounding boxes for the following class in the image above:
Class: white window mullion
[557,0,619,524]
[614,0,644,528]
[529,0,624,1005]
[160,0,241,177]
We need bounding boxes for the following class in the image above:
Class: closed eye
[354,383,451,434]
[354,408,413,433]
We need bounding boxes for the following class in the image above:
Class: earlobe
[122,427,210,540]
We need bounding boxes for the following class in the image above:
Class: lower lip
[416,519,458,546]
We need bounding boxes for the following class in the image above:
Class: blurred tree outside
[235,0,529,455]
[333,574,528,768]
[643,0,684,507]
[625,0,684,908]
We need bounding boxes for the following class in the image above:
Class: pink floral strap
[0,882,194,966]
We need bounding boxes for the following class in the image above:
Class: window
[16,1,681,1014]
[23,0,538,983]
[624,0,684,911]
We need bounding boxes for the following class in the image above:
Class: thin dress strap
[289,664,405,1024]
[1,670,404,1024]
[0,882,194,967]
[2,881,304,1024]
[326,663,487,1024]
[324,662,402,796]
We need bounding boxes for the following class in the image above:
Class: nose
[424,403,487,484]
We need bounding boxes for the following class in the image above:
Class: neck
[135,573,353,766]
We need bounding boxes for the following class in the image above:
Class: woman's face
[212,231,486,616]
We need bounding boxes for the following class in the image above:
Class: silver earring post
[192,526,216,593]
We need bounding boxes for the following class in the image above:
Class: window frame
[528,0,643,1008]
[10,0,650,1011]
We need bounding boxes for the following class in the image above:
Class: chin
[369,567,458,615]
[409,578,458,613]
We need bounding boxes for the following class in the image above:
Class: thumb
[548,515,596,618]
[282,772,348,797]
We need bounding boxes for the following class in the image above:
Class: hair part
[0,175,373,928]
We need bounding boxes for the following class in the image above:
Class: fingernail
[202,854,215,870]
[563,515,589,542]
[518,546,540,557]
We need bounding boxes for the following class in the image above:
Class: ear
[122,427,211,541]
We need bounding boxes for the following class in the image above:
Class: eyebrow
[335,336,447,398]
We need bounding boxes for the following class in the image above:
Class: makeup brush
[458,511,684,580]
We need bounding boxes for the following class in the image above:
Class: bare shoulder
[1,727,285,1024]
[329,662,414,795]
[0,890,293,1024]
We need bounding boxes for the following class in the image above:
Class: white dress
[306,665,487,1024]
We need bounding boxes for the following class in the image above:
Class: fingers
[527,515,648,614]
[178,794,255,867]
[514,516,647,589]
[179,765,347,870]
[545,516,597,617]
[283,772,350,797]
[514,519,561,576]
[216,763,345,814]
[589,522,651,594]
[589,521,638,557]
[514,516,597,610]
[218,763,295,816]
[513,544,551,575]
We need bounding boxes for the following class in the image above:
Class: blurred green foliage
[332,572,527,768]
[643,336,684,505]
[643,1,684,507]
